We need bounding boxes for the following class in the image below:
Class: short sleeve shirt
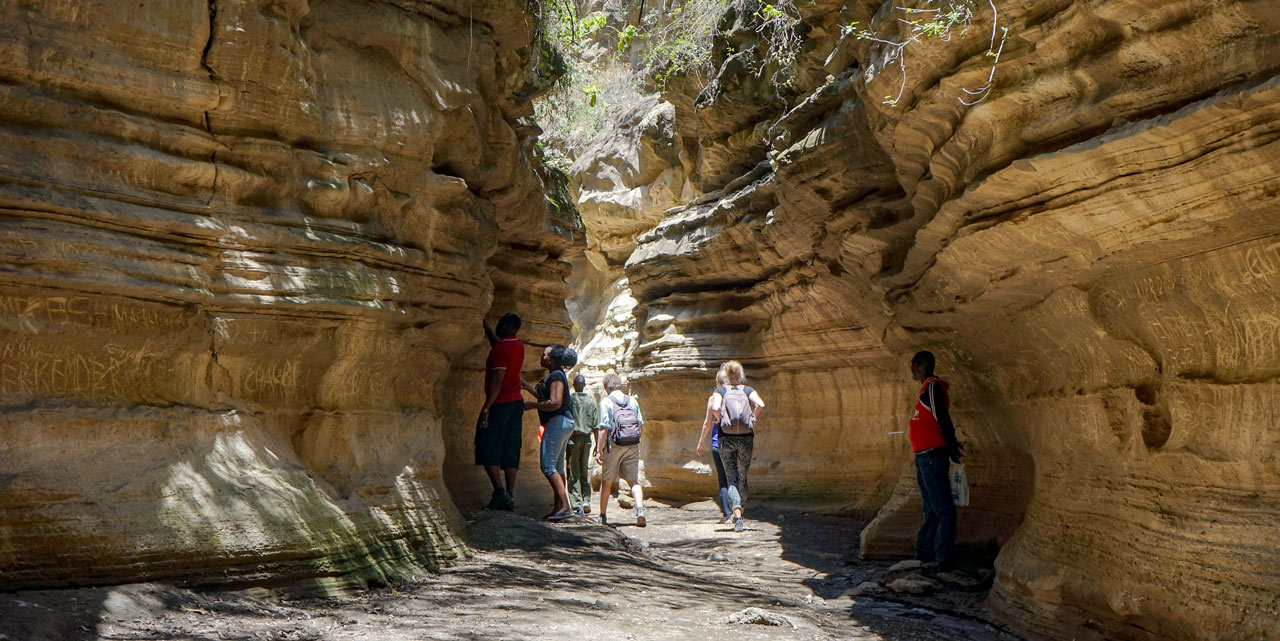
[486,338,524,404]
[570,392,599,434]
[536,370,573,425]
[599,391,643,430]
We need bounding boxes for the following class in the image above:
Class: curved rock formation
[563,1,1280,639]
[0,0,578,592]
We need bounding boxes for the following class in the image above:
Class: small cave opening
[1134,384,1172,450]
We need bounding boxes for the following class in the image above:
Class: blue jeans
[712,448,732,518]
[914,448,956,565]
[540,414,574,477]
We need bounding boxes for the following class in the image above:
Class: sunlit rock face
[568,0,1280,638]
[0,0,576,592]
[568,96,695,392]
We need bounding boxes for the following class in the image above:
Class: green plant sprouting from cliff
[639,0,732,88]
[531,1,643,161]
[637,0,802,91]
[743,0,804,90]
[846,0,1007,108]
[531,0,804,159]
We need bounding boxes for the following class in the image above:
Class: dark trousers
[916,447,957,562]
[711,448,731,518]
[719,434,753,511]
[914,448,956,565]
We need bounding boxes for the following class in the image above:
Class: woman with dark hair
[523,344,578,521]
[697,367,733,523]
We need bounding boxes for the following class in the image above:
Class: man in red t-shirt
[476,313,525,511]
[908,350,963,573]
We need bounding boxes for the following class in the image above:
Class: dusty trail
[0,500,1021,641]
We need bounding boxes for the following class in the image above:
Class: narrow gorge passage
[1,2,1278,641]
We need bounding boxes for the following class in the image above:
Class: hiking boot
[922,561,955,576]
[636,507,647,528]
[733,517,745,532]
[485,489,506,511]
[499,491,515,511]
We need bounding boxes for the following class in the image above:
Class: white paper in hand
[950,462,970,507]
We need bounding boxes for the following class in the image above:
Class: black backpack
[609,395,642,445]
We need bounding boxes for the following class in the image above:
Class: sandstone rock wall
[564,0,1280,639]
[0,0,577,592]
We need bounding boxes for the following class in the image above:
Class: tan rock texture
[566,1,1280,639]
[0,0,578,592]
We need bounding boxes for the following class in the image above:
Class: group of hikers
[473,313,654,525]
[473,312,962,572]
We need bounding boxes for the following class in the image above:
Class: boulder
[726,607,797,629]
[887,576,941,596]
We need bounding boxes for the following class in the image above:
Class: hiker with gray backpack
[709,360,765,532]
[594,372,647,527]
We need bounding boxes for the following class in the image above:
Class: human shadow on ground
[462,509,789,614]
[0,583,302,641]
[0,589,106,641]
[745,504,1021,641]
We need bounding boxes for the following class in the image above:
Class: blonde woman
[696,367,733,523]
[709,360,764,532]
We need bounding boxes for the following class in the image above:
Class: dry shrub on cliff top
[534,0,807,160]
[847,0,1008,107]
[531,1,646,160]
[639,0,732,87]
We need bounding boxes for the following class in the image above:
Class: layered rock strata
[565,0,1280,639]
[0,0,577,592]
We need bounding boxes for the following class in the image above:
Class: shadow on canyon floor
[0,501,1025,641]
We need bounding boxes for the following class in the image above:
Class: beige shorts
[601,442,640,486]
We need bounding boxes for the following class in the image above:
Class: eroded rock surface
[564,1,1280,639]
[0,0,578,592]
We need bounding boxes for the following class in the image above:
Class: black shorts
[475,401,524,469]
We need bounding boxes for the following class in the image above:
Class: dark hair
[495,313,521,337]
[573,374,586,386]
[548,344,578,369]
[911,351,936,376]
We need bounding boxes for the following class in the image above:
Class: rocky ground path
[1,500,1023,641]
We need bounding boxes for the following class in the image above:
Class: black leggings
[712,449,731,518]
[718,434,754,513]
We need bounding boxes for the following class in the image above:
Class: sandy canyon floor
[1,500,1025,641]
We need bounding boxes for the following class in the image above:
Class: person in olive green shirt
[567,374,599,515]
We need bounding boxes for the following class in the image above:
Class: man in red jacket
[908,350,963,573]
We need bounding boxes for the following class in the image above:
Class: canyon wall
[565,0,1280,639]
[0,0,577,592]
